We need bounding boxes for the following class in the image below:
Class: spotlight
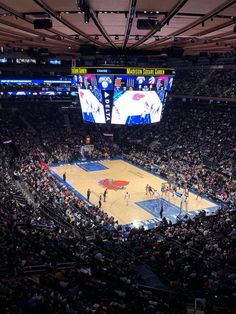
[84,11,90,23]
[115,35,119,40]
[77,0,86,11]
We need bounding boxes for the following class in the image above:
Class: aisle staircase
[135,264,171,292]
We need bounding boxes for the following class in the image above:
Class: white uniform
[124,192,130,206]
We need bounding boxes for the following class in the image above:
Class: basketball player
[98,194,102,208]
[148,185,154,197]
[63,172,66,182]
[113,105,121,120]
[172,182,177,197]
[196,184,203,200]
[140,101,150,121]
[180,194,187,213]
[161,183,165,198]
[179,194,185,214]
[160,203,164,219]
[153,190,159,199]
[103,188,108,202]
[124,192,130,206]
[184,188,189,200]
[145,184,149,195]
[87,188,91,201]
[165,184,170,201]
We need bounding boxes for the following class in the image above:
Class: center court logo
[99,179,129,191]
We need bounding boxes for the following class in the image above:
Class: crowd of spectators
[171,68,236,99]
[122,103,235,206]
[125,208,236,305]
[0,99,235,313]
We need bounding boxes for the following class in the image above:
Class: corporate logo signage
[101,90,114,122]
[99,178,129,190]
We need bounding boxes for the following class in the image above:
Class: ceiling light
[135,35,139,40]
[95,35,99,40]
[143,11,147,13]
[84,11,90,23]
[156,11,159,14]
[155,36,159,41]
[115,35,119,40]
[77,0,86,11]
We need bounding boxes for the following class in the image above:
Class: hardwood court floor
[51,159,217,225]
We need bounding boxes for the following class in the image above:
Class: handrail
[169,94,236,103]
[23,262,77,274]
[156,228,236,271]
[17,177,83,237]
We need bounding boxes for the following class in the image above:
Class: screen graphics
[73,67,175,125]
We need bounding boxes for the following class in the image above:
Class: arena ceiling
[0,0,236,57]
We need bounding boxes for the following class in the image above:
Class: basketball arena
[0,1,235,313]
[51,159,219,229]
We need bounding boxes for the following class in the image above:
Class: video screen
[76,74,112,123]
[111,75,173,125]
[78,89,106,124]
[0,78,72,97]
[73,71,175,125]
[111,91,162,125]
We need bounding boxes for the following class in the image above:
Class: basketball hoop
[80,144,94,160]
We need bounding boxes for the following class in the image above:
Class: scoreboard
[71,66,175,76]
[71,67,175,125]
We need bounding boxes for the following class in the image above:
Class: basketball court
[50,159,219,229]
